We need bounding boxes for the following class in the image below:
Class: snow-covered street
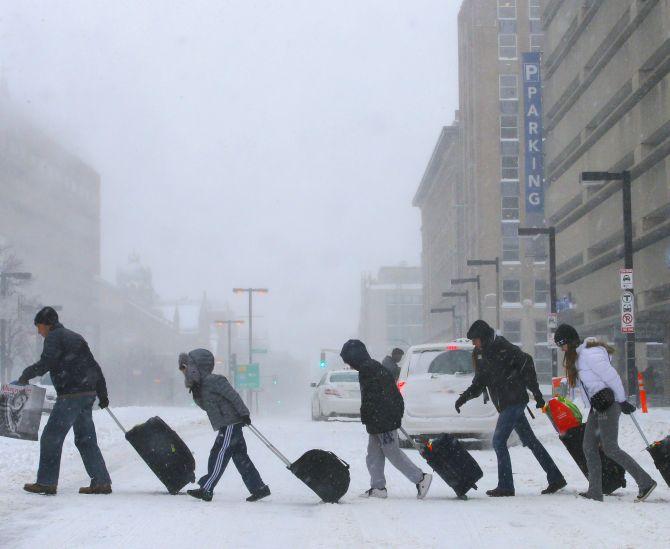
[1,407,669,549]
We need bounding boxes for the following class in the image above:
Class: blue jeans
[492,403,563,491]
[198,423,265,494]
[37,396,111,487]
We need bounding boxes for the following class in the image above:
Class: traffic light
[319,351,327,369]
[272,375,278,385]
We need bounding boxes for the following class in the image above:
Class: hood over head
[182,348,215,388]
[340,339,371,371]
[467,320,495,347]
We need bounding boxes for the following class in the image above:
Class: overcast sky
[2,0,460,363]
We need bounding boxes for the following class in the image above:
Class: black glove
[241,415,251,426]
[535,395,545,409]
[98,395,109,409]
[455,394,466,414]
[17,376,29,385]
[620,401,636,415]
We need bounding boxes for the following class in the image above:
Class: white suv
[398,339,497,445]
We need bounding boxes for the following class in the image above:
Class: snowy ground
[1,406,670,549]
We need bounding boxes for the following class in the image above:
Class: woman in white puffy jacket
[554,324,656,502]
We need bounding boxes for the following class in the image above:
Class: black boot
[246,485,271,502]
[486,487,515,497]
[187,488,213,502]
[541,478,567,494]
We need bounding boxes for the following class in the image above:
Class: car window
[329,372,359,383]
[408,349,474,376]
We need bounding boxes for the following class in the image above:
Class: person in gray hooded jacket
[179,349,270,502]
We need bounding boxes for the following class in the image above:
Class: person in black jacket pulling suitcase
[17,307,112,496]
[340,339,432,499]
[179,349,270,502]
[455,320,566,497]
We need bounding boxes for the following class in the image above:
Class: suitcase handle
[629,413,650,448]
[398,426,422,451]
[106,408,127,435]
[247,424,292,467]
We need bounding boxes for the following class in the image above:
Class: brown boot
[79,484,112,495]
[23,483,57,495]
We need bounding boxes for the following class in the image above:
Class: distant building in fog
[542,0,670,398]
[0,99,101,346]
[359,264,423,360]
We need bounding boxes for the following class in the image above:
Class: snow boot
[578,491,603,502]
[23,483,57,495]
[79,484,112,495]
[486,487,515,497]
[246,485,271,502]
[541,478,567,495]
[416,473,433,500]
[187,488,213,502]
[360,487,387,498]
[635,481,657,503]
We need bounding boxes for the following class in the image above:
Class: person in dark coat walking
[17,307,111,495]
[340,339,432,499]
[180,349,270,502]
[455,320,566,497]
[381,348,404,381]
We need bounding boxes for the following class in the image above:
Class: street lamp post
[233,287,268,407]
[442,290,470,330]
[451,277,482,320]
[430,306,461,339]
[0,272,32,384]
[467,258,500,330]
[580,170,637,397]
[213,319,245,382]
[518,226,557,377]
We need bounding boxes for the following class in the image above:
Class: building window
[645,343,666,394]
[503,279,521,304]
[498,34,517,60]
[534,279,549,306]
[501,196,520,221]
[498,0,516,20]
[534,320,547,344]
[530,34,544,52]
[502,237,520,263]
[500,115,519,140]
[501,180,519,197]
[501,155,519,180]
[499,74,518,100]
[504,320,521,344]
[529,0,541,20]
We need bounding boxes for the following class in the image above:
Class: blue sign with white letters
[522,52,544,214]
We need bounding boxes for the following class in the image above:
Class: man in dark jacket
[179,348,270,502]
[455,320,565,497]
[340,339,432,499]
[17,307,111,495]
[381,348,404,381]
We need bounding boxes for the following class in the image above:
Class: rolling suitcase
[249,425,349,503]
[400,427,482,499]
[629,414,670,488]
[107,409,196,495]
[560,424,626,495]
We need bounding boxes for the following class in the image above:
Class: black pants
[199,423,265,494]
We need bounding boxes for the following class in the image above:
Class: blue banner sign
[522,52,544,214]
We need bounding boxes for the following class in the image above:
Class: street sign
[251,348,268,354]
[547,313,558,348]
[236,363,260,389]
[620,269,633,290]
[620,291,635,333]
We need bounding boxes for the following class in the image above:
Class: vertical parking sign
[522,52,544,214]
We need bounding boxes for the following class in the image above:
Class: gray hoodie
[183,349,249,430]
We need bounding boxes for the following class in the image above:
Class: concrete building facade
[543,0,670,399]
[359,265,423,360]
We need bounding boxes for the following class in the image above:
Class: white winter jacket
[572,339,627,408]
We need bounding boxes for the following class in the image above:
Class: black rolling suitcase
[400,427,482,499]
[629,413,670,488]
[560,424,626,495]
[107,409,196,494]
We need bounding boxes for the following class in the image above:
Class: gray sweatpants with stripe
[367,430,423,489]
[583,403,654,498]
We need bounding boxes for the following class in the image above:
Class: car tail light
[324,388,342,397]
[397,381,406,394]
[446,345,459,351]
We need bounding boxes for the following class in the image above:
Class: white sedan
[37,374,58,413]
[398,339,497,446]
[310,370,360,421]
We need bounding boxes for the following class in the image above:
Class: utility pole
[233,288,268,410]
[467,258,500,330]
[451,276,482,320]
[0,271,32,384]
[213,319,245,383]
[442,290,470,330]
